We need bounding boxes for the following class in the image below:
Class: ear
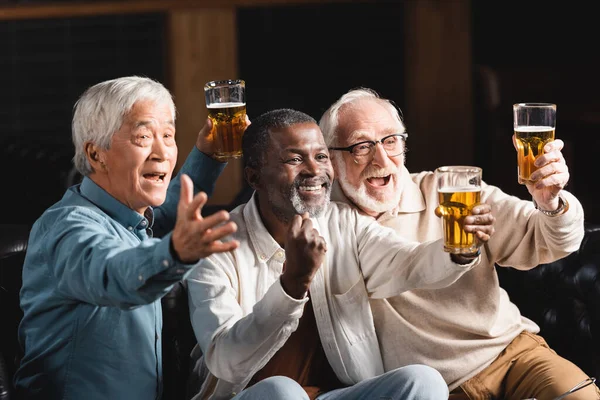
[245,166,261,190]
[84,142,107,173]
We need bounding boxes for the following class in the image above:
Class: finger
[187,191,208,220]
[200,221,238,243]
[199,117,213,138]
[534,150,564,168]
[464,213,495,228]
[471,203,491,215]
[178,174,194,217]
[530,159,568,182]
[475,230,491,243]
[534,171,570,191]
[300,215,314,234]
[288,214,303,237]
[316,235,328,253]
[544,139,564,153]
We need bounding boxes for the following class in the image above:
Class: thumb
[199,118,214,139]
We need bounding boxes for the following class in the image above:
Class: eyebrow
[346,127,405,145]
[135,119,175,128]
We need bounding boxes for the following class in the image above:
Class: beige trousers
[449,331,600,400]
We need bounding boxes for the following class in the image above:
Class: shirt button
[138,275,144,281]
[162,259,170,267]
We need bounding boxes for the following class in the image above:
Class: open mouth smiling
[366,175,391,187]
[143,172,167,182]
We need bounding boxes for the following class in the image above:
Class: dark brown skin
[245,122,333,299]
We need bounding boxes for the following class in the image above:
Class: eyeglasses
[329,133,407,164]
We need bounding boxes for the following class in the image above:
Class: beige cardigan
[331,167,584,390]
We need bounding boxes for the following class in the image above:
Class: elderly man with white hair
[14,76,240,400]
[320,88,598,399]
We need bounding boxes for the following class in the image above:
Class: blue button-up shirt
[14,148,225,400]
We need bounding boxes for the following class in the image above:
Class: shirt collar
[243,193,285,263]
[79,177,152,232]
[330,165,426,222]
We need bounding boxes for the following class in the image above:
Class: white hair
[72,76,176,176]
[319,87,405,148]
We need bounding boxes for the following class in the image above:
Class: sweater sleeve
[353,210,479,298]
[482,183,584,269]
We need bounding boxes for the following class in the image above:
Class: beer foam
[207,102,246,109]
[515,126,554,132]
[438,187,481,193]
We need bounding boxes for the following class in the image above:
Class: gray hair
[72,76,176,176]
[319,88,405,147]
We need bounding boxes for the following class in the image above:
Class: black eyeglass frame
[328,133,408,157]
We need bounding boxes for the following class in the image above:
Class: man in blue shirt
[14,76,240,400]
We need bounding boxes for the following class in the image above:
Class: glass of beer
[436,166,482,254]
[513,103,556,185]
[204,79,246,161]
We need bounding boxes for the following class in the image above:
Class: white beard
[335,158,401,214]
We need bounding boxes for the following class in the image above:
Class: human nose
[304,157,321,175]
[371,142,390,166]
[150,136,170,161]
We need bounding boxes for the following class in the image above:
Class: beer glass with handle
[435,166,482,255]
[513,103,556,185]
[204,79,247,161]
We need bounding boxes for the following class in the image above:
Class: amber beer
[515,126,555,184]
[207,102,247,161]
[438,187,481,254]
[205,79,246,161]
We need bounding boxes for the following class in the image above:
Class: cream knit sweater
[331,167,585,390]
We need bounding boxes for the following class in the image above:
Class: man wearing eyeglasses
[186,108,498,400]
[320,88,598,399]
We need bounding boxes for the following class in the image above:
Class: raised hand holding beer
[513,103,570,212]
[513,103,556,185]
[435,166,494,256]
[204,79,247,161]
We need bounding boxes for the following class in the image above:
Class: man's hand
[281,213,327,299]
[513,136,569,211]
[436,203,495,264]
[463,203,495,244]
[195,116,251,159]
[171,174,239,263]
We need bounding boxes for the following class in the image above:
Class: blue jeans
[233,365,448,400]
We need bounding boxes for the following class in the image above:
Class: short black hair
[242,108,316,170]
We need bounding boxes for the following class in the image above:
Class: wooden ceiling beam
[0,0,354,21]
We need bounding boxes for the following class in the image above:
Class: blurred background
[1,0,598,225]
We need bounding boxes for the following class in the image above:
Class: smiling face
[90,99,177,214]
[332,98,406,217]
[254,122,334,224]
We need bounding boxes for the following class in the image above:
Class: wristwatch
[533,194,569,217]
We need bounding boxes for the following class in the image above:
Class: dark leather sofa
[2,223,599,399]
